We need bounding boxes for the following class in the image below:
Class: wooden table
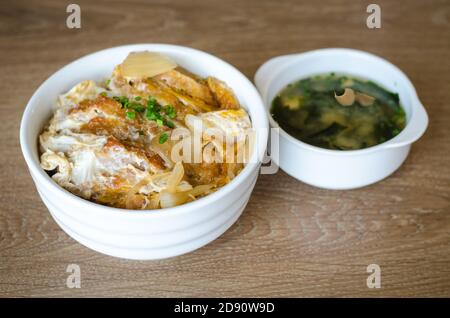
[1,0,449,297]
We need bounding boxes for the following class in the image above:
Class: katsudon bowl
[20,44,268,260]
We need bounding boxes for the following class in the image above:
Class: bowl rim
[255,47,428,156]
[20,43,268,217]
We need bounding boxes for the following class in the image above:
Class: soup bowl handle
[254,55,293,102]
[383,98,429,149]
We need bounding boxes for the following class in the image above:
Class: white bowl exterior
[273,127,410,189]
[34,169,258,259]
[20,44,268,260]
[255,48,428,190]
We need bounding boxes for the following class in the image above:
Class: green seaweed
[271,73,406,150]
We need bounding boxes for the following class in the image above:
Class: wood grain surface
[1,0,449,297]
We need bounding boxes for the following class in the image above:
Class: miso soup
[271,73,406,150]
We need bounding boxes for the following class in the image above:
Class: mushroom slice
[355,92,376,106]
[334,88,355,106]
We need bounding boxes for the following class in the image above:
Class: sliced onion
[166,161,184,193]
[190,184,214,197]
[159,189,190,208]
[121,51,177,79]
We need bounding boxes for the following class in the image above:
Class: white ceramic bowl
[255,48,428,190]
[20,44,268,260]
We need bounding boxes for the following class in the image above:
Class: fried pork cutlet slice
[206,77,240,109]
[154,68,217,106]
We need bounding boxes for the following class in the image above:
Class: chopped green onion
[164,105,176,119]
[165,120,175,128]
[114,96,130,108]
[129,101,145,112]
[126,111,136,119]
[146,111,157,120]
[113,95,177,126]
[159,133,169,144]
[147,97,157,109]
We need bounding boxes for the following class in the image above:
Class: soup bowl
[20,44,268,260]
[255,48,428,190]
